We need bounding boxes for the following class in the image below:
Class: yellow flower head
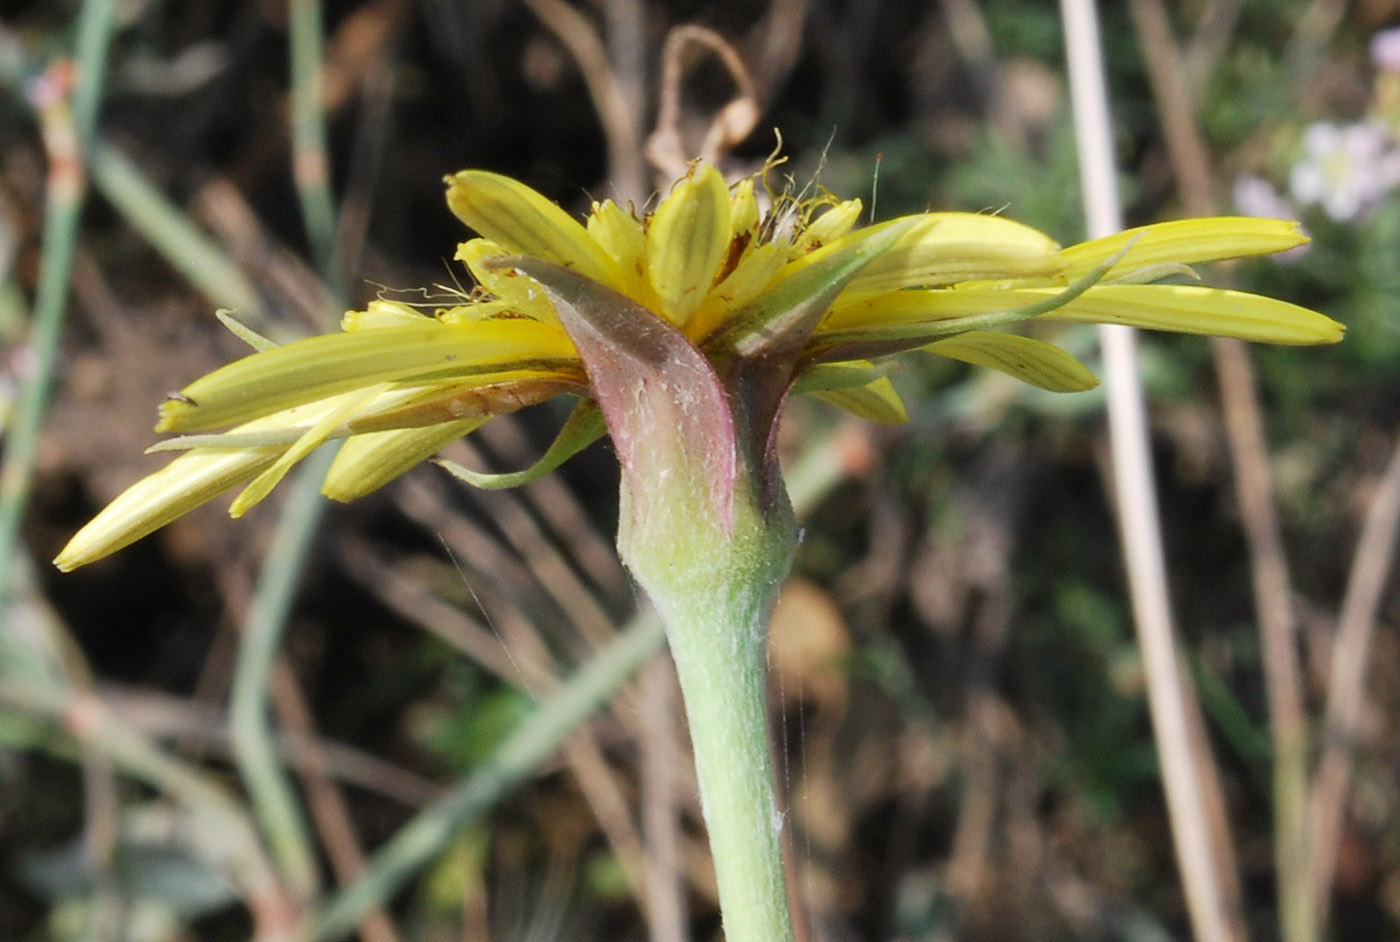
[54,159,1342,571]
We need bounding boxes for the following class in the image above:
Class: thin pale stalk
[87,141,262,314]
[232,450,335,901]
[0,0,118,631]
[229,0,343,902]
[0,680,297,934]
[289,0,338,288]
[1308,435,1400,913]
[1213,331,1311,942]
[521,0,645,201]
[311,611,668,940]
[1060,2,1238,940]
[1126,0,1313,934]
[601,0,648,202]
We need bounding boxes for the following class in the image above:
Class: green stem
[231,449,335,902]
[662,574,796,942]
[620,479,798,942]
[312,610,668,939]
[309,424,851,938]
[289,0,337,292]
[0,0,118,627]
[226,0,340,903]
[0,679,290,921]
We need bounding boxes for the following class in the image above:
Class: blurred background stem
[87,141,263,315]
[229,0,342,906]
[289,0,338,287]
[1126,0,1316,936]
[0,680,299,931]
[1061,1,1242,939]
[230,458,331,902]
[0,0,118,665]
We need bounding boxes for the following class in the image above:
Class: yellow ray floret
[646,163,733,325]
[158,318,576,433]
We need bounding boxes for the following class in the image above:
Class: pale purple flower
[7,343,37,382]
[1289,120,1400,221]
[1,345,36,436]
[1231,175,1309,260]
[1371,27,1400,74]
[1232,174,1295,220]
[0,370,13,428]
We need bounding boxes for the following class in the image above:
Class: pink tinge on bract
[487,256,739,534]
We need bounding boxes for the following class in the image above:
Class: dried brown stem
[101,682,442,807]
[748,0,810,103]
[1129,1,1307,938]
[640,659,689,942]
[438,438,621,651]
[475,418,631,600]
[1066,1,1244,937]
[647,25,760,181]
[1308,437,1400,913]
[520,0,646,201]
[389,472,695,932]
[269,659,401,942]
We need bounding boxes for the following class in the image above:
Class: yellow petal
[52,444,281,571]
[1039,283,1345,344]
[435,300,517,324]
[445,170,618,284]
[820,282,1345,347]
[341,298,431,331]
[709,217,919,357]
[923,331,1100,392]
[729,177,760,238]
[227,386,386,517]
[842,212,1063,295]
[687,240,789,342]
[810,379,908,423]
[344,374,581,432]
[1061,217,1308,282]
[587,199,655,307]
[146,429,307,452]
[158,319,576,433]
[455,238,560,321]
[322,419,485,501]
[646,163,732,324]
[796,362,909,424]
[587,199,647,266]
[793,199,863,255]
